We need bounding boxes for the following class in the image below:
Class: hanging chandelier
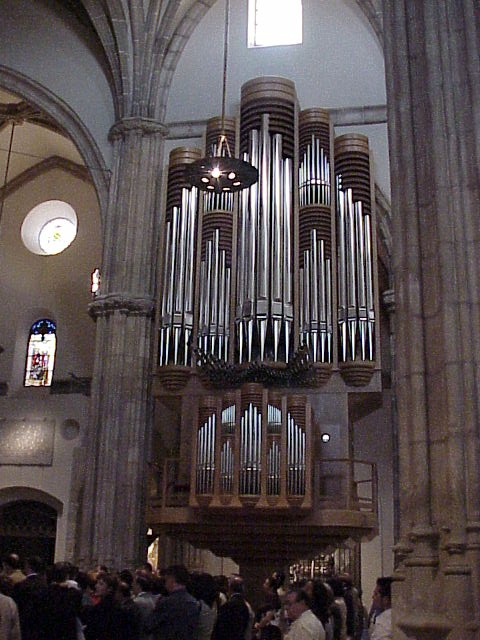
[185,0,258,194]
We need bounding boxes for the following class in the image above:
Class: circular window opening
[21,200,78,255]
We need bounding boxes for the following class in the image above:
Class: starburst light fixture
[185,0,258,194]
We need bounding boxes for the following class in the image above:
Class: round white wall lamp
[21,200,78,256]
[321,432,331,443]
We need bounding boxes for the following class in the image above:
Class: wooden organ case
[151,77,381,569]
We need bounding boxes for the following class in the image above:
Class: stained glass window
[248,0,302,48]
[24,319,57,387]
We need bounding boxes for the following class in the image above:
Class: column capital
[88,293,155,318]
[109,117,168,140]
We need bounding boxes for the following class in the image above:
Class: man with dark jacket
[212,575,251,640]
[12,556,49,640]
[145,565,200,640]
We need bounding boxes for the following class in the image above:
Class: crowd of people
[0,552,392,640]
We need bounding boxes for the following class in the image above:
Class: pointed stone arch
[0,65,110,222]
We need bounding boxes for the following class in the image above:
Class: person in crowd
[213,575,228,607]
[339,575,361,640]
[0,574,14,597]
[77,572,96,607]
[369,578,392,640]
[133,573,156,640]
[144,564,200,640]
[120,569,135,588]
[45,561,83,640]
[326,578,347,640]
[272,570,287,603]
[82,572,119,640]
[308,579,335,640]
[284,588,325,640]
[2,554,26,584]
[115,580,142,640]
[0,590,22,640]
[254,576,282,636]
[13,556,49,640]
[189,572,218,640]
[212,575,251,640]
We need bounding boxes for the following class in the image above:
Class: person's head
[272,570,285,588]
[50,562,71,585]
[189,572,218,607]
[2,553,21,574]
[372,577,392,612]
[263,576,277,593]
[95,572,118,599]
[133,573,152,596]
[164,565,190,593]
[228,574,245,596]
[119,569,134,587]
[143,562,154,574]
[77,571,96,594]
[285,588,312,621]
[311,579,334,618]
[326,577,345,598]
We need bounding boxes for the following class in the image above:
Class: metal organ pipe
[335,133,375,364]
[298,110,333,364]
[237,77,296,365]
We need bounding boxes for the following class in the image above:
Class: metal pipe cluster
[299,135,331,207]
[336,178,375,361]
[220,440,234,493]
[236,114,293,364]
[196,413,216,494]
[299,229,333,362]
[267,441,281,495]
[198,228,231,361]
[240,403,262,495]
[159,187,198,366]
[287,413,306,496]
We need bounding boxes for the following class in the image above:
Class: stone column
[383,2,480,639]
[76,117,167,570]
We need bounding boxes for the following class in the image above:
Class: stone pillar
[76,117,167,570]
[383,2,480,638]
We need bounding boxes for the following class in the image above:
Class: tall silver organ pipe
[287,413,306,496]
[298,109,333,363]
[159,148,201,367]
[196,412,216,494]
[236,77,296,364]
[197,118,236,362]
[240,403,262,495]
[335,134,375,363]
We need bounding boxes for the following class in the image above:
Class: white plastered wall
[0,168,101,560]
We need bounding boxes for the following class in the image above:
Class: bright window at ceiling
[248,0,302,48]
[24,319,57,387]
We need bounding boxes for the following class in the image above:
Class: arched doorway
[0,500,57,564]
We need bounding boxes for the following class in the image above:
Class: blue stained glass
[24,319,57,387]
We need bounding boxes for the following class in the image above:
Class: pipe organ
[158,77,378,387]
[190,384,312,508]
[156,76,380,510]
